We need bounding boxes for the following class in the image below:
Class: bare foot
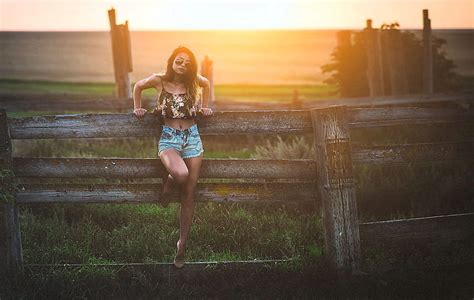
[174,240,185,268]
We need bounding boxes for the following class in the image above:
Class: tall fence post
[310,105,361,273]
[108,8,133,99]
[364,19,385,97]
[291,89,302,109]
[381,26,408,95]
[200,55,215,107]
[0,109,23,276]
[423,9,433,94]
[336,30,353,98]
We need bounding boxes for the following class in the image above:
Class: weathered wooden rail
[1,95,473,276]
[1,92,473,112]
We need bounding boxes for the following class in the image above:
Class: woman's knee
[173,169,189,184]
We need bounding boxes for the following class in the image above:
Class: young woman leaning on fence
[132,46,213,268]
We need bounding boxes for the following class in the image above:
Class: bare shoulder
[135,73,164,91]
[151,73,165,89]
[197,74,210,87]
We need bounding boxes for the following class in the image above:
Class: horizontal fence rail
[2,93,472,112]
[353,141,473,164]
[15,182,317,204]
[348,107,474,128]
[0,94,143,112]
[359,213,474,245]
[11,141,473,181]
[1,100,473,275]
[8,107,473,139]
[12,158,317,179]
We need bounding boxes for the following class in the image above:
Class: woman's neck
[171,74,185,84]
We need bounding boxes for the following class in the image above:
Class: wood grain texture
[16,182,318,204]
[310,106,361,272]
[12,158,317,179]
[7,106,472,139]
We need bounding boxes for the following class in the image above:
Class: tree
[321,26,460,97]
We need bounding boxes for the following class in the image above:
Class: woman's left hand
[199,107,214,116]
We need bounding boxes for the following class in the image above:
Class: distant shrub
[321,26,460,97]
[251,135,315,159]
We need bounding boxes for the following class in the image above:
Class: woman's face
[172,52,191,76]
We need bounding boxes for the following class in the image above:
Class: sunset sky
[1,0,473,31]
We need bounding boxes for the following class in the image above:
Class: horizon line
[1,27,473,32]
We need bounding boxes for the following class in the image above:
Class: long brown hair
[161,46,199,104]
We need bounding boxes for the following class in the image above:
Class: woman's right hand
[133,108,147,118]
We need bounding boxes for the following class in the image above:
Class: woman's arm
[133,74,161,109]
[133,74,161,118]
[198,74,211,108]
[197,74,213,116]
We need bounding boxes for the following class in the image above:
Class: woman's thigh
[159,148,189,181]
[181,155,203,199]
[183,154,203,184]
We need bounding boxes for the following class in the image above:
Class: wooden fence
[1,92,472,112]
[1,95,473,275]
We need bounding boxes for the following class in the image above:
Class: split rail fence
[1,95,473,275]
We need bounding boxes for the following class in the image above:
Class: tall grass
[247,127,473,221]
[21,202,321,265]
[14,135,323,269]
[251,135,315,159]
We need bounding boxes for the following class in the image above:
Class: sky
[1,0,473,31]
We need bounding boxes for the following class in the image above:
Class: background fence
[1,93,473,275]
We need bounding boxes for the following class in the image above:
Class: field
[0,78,338,105]
[1,80,473,298]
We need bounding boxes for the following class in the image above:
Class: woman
[132,46,213,268]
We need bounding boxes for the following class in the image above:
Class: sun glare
[0,0,472,30]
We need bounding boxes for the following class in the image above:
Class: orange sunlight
[0,0,472,31]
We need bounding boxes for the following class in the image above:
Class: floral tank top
[156,76,199,119]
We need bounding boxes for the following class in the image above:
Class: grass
[19,202,321,265]
[0,79,116,96]
[0,78,338,102]
[2,80,473,298]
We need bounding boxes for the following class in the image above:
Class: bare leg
[160,173,177,207]
[159,149,189,207]
[174,154,203,268]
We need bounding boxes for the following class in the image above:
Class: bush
[251,135,315,159]
[321,26,460,97]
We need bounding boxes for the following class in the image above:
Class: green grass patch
[0,78,116,96]
[20,202,321,265]
[0,78,338,102]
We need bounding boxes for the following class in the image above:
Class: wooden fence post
[310,105,361,273]
[108,8,132,99]
[423,9,433,94]
[364,19,385,97]
[201,56,215,106]
[381,27,408,95]
[0,109,23,275]
[336,30,353,98]
[292,89,302,109]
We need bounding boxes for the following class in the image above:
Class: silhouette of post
[336,30,353,97]
[108,8,133,99]
[337,30,352,49]
[292,89,302,109]
[201,56,215,107]
[381,26,408,95]
[364,19,385,97]
[423,9,433,94]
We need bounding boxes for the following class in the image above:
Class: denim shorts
[157,124,204,159]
